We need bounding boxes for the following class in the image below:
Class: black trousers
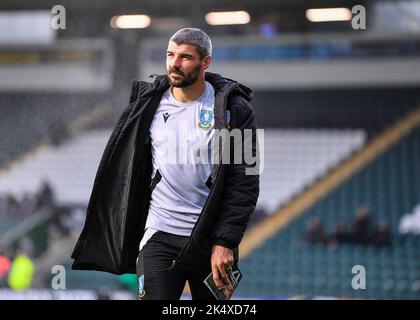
[136,230,216,300]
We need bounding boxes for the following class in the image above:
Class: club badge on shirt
[226,110,231,129]
[138,274,146,299]
[198,108,214,129]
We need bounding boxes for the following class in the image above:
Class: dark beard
[167,64,201,88]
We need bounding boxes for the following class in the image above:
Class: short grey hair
[169,28,212,59]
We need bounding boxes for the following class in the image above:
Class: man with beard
[71,28,259,300]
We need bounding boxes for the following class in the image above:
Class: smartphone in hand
[203,264,242,300]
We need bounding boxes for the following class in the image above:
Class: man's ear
[202,55,212,70]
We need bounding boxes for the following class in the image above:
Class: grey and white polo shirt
[144,81,216,238]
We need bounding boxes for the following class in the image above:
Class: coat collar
[135,72,253,102]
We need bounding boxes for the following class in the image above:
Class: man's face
[166,41,210,88]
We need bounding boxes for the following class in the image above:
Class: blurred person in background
[328,220,351,249]
[71,27,259,300]
[0,194,4,217]
[372,220,391,247]
[48,117,70,147]
[304,217,327,245]
[2,194,19,218]
[118,273,138,293]
[7,248,35,291]
[351,204,372,245]
[18,192,37,217]
[0,250,11,287]
[35,180,55,210]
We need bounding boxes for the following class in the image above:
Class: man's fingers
[226,264,233,275]
[223,286,233,299]
[218,263,233,291]
[210,245,235,292]
[224,262,234,290]
[211,264,222,289]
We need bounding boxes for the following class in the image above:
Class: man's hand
[211,245,234,294]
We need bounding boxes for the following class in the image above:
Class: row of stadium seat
[259,129,366,212]
[0,129,366,212]
[238,126,420,299]
[253,87,420,135]
[0,94,103,166]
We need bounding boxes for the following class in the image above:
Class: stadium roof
[0,0,374,36]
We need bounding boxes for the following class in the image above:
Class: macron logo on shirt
[163,112,170,123]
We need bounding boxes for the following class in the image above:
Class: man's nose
[172,56,182,68]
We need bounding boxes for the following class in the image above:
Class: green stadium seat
[237,126,420,299]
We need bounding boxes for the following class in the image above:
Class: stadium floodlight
[205,11,251,25]
[110,14,151,29]
[305,8,352,22]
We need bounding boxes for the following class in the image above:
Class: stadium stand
[1,98,418,299]
[253,87,420,136]
[2,101,416,298]
[53,259,122,291]
[0,93,105,166]
[238,125,420,299]
[259,129,366,212]
[0,216,22,238]
[0,130,110,205]
[0,127,365,213]
[0,2,419,299]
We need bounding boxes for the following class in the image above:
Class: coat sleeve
[210,96,260,249]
